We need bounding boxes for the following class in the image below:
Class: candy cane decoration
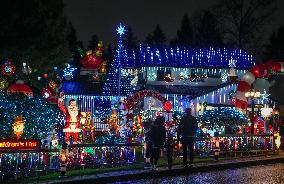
[236,60,284,109]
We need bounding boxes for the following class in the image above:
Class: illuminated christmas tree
[198,107,248,132]
[0,93,64,139]
[103,24,135,96]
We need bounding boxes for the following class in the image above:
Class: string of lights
[0,93,64,139]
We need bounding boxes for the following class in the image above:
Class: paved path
[34,154,284,184]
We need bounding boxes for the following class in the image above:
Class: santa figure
[58,96,86,144]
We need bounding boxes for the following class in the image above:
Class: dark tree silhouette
[88,34,99,51]
[123,26,138,49]
[264,26,284,61]
[66,22,79,50]
[66,22,84,61]
[263,26,284,105]
[0,0,71,70]
[212,0,276,52]
[193,10,224,47]
[171,14,193,46]
[145,34,154,45]
[145,24,167,46]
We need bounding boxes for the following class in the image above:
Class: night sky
[63,0,284,47]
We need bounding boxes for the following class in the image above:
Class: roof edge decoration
[120,44,255,69]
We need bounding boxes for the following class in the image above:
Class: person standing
[148,116,166,170]
[177,108,197,167]
[164,132,174,169]
[143,118,152,169]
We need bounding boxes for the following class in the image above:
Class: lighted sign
[0,139,39,150]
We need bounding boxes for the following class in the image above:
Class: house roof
[61,81,103,95]
[145,82,235,99]
[120,45,255,69]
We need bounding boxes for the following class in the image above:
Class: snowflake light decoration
[228,58,236,68]
[116,23,126,37]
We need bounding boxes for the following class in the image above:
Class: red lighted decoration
[0,139,39,150]
[163,101,173,112]
[7,80,33,97]
[1,61,15,76]
[235,60,284,109]
[80,54,103,70]
[123,90,168,110]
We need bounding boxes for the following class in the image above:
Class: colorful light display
[0,139,39,150]
[117,45,255,69]
[62,64,77,80]
[0,93,64,139]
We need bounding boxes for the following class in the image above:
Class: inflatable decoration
[236,61,284,109]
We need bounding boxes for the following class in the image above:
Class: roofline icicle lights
[120,46,255,69]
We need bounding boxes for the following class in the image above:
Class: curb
[45,157,284,184]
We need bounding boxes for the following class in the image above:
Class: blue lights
[62,64,77,80]
[116,23,126,37]
[0,93,64,139]
[103,25,135,96]
[120,46,255,69]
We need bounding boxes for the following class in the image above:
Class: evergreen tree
[172,14,193,46]
[145,34,154,45]
[145,24,167,46]
[88,34,99,51]
[152,24,167,45]
[103,35,134,96]
[264,26,284,60]
[212,0,276,52]
[0,0,71,70]
[193,10,223,47]
[123,26,138,49]
[66,22,78,50]
[264,27,284,105]
[0,93,64,139]
[66,22,84,61]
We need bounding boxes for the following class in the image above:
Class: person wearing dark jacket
[148,116,166,170]
[177,108,197,167]
[143,118,152,169]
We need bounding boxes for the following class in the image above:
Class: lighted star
[116,23,126,37]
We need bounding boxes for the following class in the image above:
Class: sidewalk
[32,153,284,184]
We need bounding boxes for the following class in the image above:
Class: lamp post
[245,89,261,134]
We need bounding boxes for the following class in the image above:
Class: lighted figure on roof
[80,42,105,70]
[58,94,86,144]
[62,64,77,80]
